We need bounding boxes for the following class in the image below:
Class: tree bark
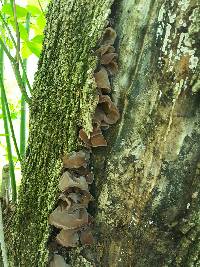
[7,0,200,266]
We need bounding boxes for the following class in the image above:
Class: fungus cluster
[48,26,120,266]
[79,27,120,148]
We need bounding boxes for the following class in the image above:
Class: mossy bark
[7,1,113,266]
[7,0,200,266]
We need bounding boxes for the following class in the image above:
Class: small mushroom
[49,254,70,267]
[62,150,90,169]
[100,53,117,65]
[49,206,89,230]
[80,229,94,246]
[58,171,89,192]
[98,95,120,124]
[102,27,117,45]
[94,67,111,93]
[96,44,115,56]
[56,229,79,248]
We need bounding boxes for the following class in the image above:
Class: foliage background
[0,0,50,193]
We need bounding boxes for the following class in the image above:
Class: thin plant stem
[0,12,32,94]
[20,13,30,157]
[0,77,21,161]
[38,0,45,15]
[0,38,31,104]
[0,47,17,202]
[11,0,20,63]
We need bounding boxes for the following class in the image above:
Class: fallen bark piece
[49,206,89,230]
[94,67,111,93]
[49,254,70,267]
[56,229,79,248]
[80,229,94,245]
[58,171,89,192]
[100,52,117,65]
[62,150,89,169]
[102,27,117,45]
[96,44,115,56]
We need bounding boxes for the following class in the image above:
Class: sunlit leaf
[36,14,46,29]
[21,42,32,59]
[1,4,28,18]
[26,5,41,16]
[27,41,42,57]
[31,35,43,43]
[18,23,29,41]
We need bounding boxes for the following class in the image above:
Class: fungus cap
[56,229,79,248]
[62,150,89,169]
[49,206,89,230]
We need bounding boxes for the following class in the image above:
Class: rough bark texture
[7,0,200,266]
[8,1,113,266]
[89,0,200,266]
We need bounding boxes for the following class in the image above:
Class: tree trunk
[7,0,200,266]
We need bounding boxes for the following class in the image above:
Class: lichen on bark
[7,0,113,266]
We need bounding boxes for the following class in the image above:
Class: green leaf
[21,42,32,59]
[1,4,12,16]
[31,35,43,43]
[2,4,28,18]
[18,23,29,41]
[27,41,42,57]
[26,5,41,16]
[36,14,46,29]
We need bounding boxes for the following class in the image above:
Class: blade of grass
[20,13,30,157]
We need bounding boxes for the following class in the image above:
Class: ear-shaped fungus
[79,129,91,147]
[94,67,111,93]
[58,172,89,192]
[56,229,79,248]
[102,27,117,45]
[90,127,107,147]
[49,206,89,230]
[106,60,118,75]
[62,150,89,169]
[49,254,70,267]
[80,229,94,246]
[98,95,120,124]
[100,53,117,65]
[96,44,115,56]
[79,127,107,148]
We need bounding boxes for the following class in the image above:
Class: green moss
[7,0,113,266]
